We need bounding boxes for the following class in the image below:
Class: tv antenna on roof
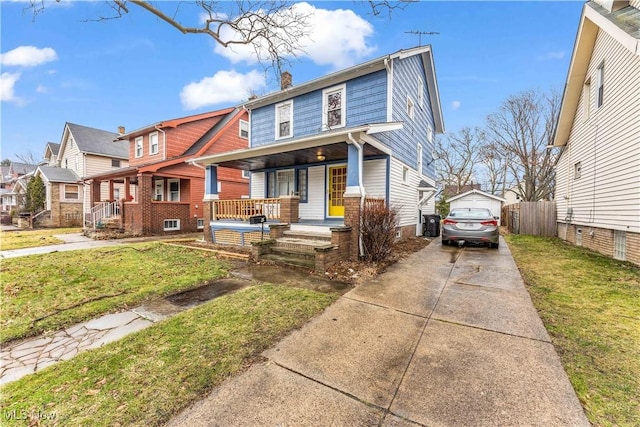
[405,30,440,46]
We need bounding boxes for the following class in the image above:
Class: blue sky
[1,1,584,162]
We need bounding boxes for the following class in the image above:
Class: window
[266,169,297,198]
[402,166,409,184]
[197,218,204,229]
[114,188,120,200]
[417,144,423,174]
[242,170,250,179]
[614,230,626,261]
[323,84,346,129]
[168,179,180,202]
[417,79,424,107]
[596,62,604,108]
[163,219,180,231]
[112,159,121,168]
[135,137,143,158]
[276,101,293,139]
[149,132,159,155]
[154,180,164,201]
[297,168,308,202]
[239,120,249,139]
[407,96,415,120]
[574,162,582,179]
[64,184,79,200]
[583,78,591,120]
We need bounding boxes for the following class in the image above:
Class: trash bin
[423,214,441,237]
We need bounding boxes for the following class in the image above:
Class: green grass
[0,285,336,426]
[0,243,230,343]
[0,228,82,250]
[505,235,640,427]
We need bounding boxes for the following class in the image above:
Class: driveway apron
[168,237,589,426]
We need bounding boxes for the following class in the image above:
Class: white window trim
[149,132,159,155]
[574,161,582,180]
[417,79,424,108]
[239,119,249,139]
[407,96,415,120]
[63,184,79,201]
[322,84,346,130]
[163,219,180,231]
[242,170,250,179]
[417,144,423,174]
[197,218,204,230]
[583,78,591,121]
[154,180,164,201]
[402,166,409,184]
[135,137,143,158]
[596,61,604,109]
[167,178,180,202]
[275,100,293,140]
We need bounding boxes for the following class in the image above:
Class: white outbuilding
[448,189,506,225]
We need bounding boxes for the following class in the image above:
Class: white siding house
[553,0,640,265]
[448,190,506,225]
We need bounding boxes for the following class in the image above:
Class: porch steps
[262,231,335,271]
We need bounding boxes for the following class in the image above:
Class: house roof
[116,107,237,140]
[190,123,398,171]
[63,123,129,159]
[447,189,507,203]
[244,46,445,134]
[37,165,81,183]
[552,0,640,147]
[183,108,245,156]
[9,162,38,176]
[44,142,60,158]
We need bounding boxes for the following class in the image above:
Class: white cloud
[213,2,375,70]
[1,72,22,103]
[537,51,565,61]
[0,46,58,67]
[36,84,48,94]
[180,69,266,110]
[451,101,461,111]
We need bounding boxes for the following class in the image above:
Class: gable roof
[552,0,640,147]
[116,107,236,140]
[44,142,60,158]
[243,46,445,134]
[10,162,38,176]
[37,165,81,183]
[448,189,507,203]
[62,123,129,159]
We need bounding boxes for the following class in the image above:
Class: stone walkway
[0,311,154,385]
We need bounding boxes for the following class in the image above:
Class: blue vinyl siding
[376,55,437,179]
[250,70,388,147]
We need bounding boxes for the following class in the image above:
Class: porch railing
[90,201,120,229]
[214,198,280,221]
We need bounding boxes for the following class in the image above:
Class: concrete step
[271,246,316,260]
[261,253,316,270]
[276,237,334,254]
[282,230,331,242]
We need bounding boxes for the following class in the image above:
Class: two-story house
[193,46,445,264]
[85,107,249,235]
[1,162,38,214]
[553,0,640,265]
[34,123,129,227]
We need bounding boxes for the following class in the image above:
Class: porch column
[343,196,362,261]
[108,180,115,201]
[124,177,131,200]
[345,141,364,197]
[279,195,299,224]
[91,179,101,204]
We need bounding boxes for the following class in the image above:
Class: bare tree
[15,151,41,166]
[25,1,410,78]
[477,142,513,197]
[434,127,484,194]
[485,89,560,201]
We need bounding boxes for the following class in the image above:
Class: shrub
[361,202,398,263]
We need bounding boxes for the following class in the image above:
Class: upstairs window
[112,159,121,168]
[239,120,249,139]
[149,132,159,155]
[407,96,415,120]
[323,84,346,129]
[135,137,143,158]
[417,79,424,107]
[417,144,423,174]
[574,161,582,179]
[583,78,592,121]
[276,101,292,139]
[596,62,604,108]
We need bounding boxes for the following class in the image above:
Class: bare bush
[361,203,398,263]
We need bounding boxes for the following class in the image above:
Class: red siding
[165,116,222,158]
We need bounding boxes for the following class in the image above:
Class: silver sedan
[441,208,500,248]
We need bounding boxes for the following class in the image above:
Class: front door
[328,165,347,217]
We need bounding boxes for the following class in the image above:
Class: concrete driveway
[167,237,589,426]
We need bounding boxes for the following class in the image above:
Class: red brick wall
[148,202,195,234]
[343,196,361,261]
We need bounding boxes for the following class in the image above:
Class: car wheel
[442,239,449,246]
[490,242,499,249]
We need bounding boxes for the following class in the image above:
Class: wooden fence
[502,201,557,237]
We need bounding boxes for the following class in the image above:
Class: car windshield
[448,208,492,220]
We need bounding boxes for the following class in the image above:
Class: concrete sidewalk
[167,237,589,426]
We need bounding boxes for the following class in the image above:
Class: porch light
[316,153,326,161]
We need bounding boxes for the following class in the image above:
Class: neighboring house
[0,162,38,213]
[553,0,640,265]
[35,123,129,227]
[442,183,481,199]
[192,46,445,262]
[85,107,249,235]
[447,189,506,225]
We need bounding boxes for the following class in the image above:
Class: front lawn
[0,243,229,343]
[0,284,337,426]
[0,228,82,250]
[505,235,640,427]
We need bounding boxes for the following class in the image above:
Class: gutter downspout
[347,132,365,258]
[155,125,167,161]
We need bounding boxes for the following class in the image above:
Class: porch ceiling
[219,142,386,171]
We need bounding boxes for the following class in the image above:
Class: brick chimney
[281,71,292,90]
[118,126,125,135]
